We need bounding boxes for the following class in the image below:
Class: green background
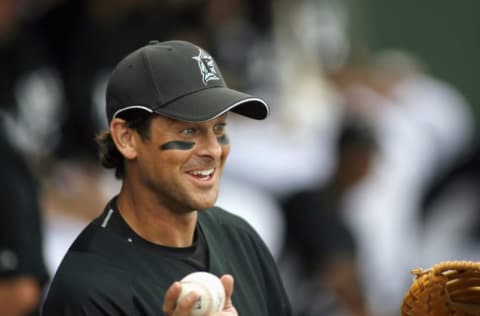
[348,0,480,122]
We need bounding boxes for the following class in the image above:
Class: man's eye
[181,127,196,135]
[214,123,226,134]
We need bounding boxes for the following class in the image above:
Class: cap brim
[152,87,269,122]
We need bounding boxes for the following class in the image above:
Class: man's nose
[196,132,223,158]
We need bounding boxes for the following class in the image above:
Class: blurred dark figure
[0,120,50,315]
[0,1,54,314]
[280,118,377,316]
[420,130,480,262]
[0,0,65,163]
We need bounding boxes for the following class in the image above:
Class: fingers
[176,292,200,316]
[220,274,234,298]
[162,281,181,314]
[213,274,238,315]
[220,274,234,308]
[162,281,200,316]
[161,282,194,315]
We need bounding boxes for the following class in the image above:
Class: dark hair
[96,110,155,179]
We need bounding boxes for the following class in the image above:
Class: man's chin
[193,195,219,211]
[185,187,219,211]
[195,201,217,211]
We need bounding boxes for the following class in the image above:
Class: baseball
[177,272,226,316]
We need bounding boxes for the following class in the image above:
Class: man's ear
[110,118,137,160]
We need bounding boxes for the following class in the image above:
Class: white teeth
[190,169,214,176]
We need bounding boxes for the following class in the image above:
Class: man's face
[133,114,230,213]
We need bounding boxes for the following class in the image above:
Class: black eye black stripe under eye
[160,141,195,151]
[217,135,229,145]
[159,135,229,151]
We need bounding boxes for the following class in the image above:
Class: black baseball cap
[106,40,269,123]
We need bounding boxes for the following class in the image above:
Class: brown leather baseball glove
[401,261,480,315]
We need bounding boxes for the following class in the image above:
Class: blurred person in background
[280,118,377,316]
[0,0,65,160]
[0,122,49,316]
[328,50,474,315]
[0,0,96,283]
[0,1,57,314]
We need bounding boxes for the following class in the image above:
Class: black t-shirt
[41,199,292,316]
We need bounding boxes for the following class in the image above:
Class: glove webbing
[401,261,480,316]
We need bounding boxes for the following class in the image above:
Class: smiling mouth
[188,168,215,181]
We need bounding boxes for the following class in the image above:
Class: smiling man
[41,40,292,316]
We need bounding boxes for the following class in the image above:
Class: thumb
[220,274,234,307]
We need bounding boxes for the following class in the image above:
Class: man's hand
[163,274,238,316]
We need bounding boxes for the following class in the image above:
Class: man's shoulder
[56,250,130,286]
[199,206,261,240]
[201,206,251,227]
[53,220,137,280]
[43,224,135,313]
[53,223,134,284]
[43,249,134,315]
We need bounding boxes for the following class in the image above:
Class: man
[0,2,51,310]
[0,122,49,316]
[41,40,292,316]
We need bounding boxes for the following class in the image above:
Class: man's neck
[116,187,197,248]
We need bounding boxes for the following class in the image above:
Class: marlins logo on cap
[192,48,220,85]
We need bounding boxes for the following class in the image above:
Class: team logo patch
[192,48,220,85]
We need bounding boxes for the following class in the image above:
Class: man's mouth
[188,168,215,181]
